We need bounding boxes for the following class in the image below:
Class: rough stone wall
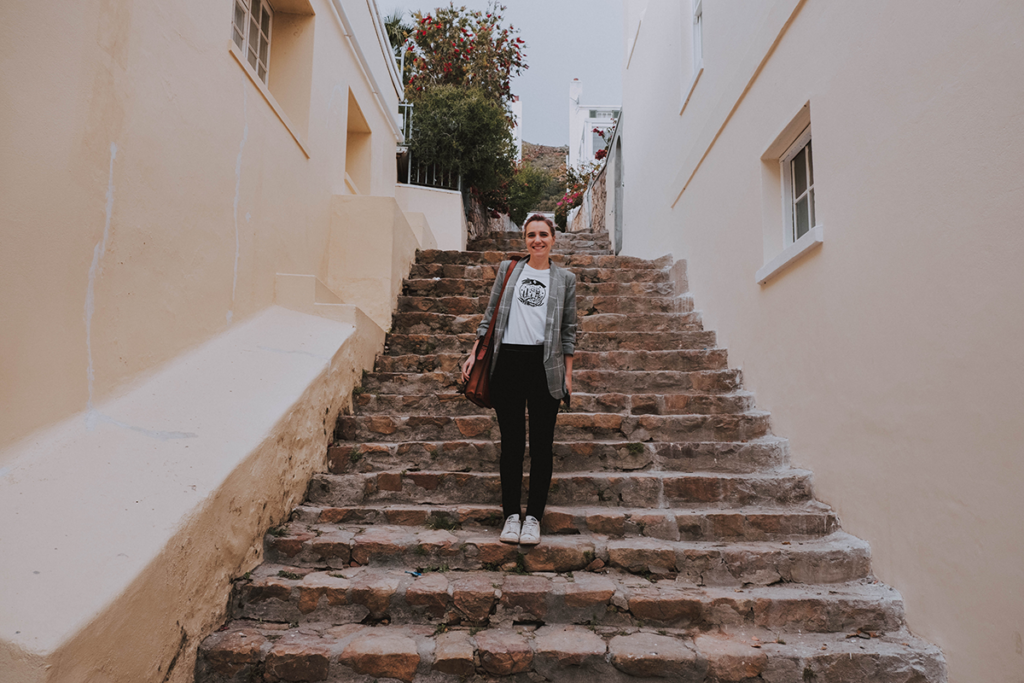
[465,194,518,240]
[591,169,607,233]
[570,168,607,233]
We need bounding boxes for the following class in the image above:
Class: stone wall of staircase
[195,230,945,682]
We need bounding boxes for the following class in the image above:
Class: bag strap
[476,256,520,361]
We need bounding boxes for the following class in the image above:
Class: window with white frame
[692,0,703,71]
[781,126,816,243]
[232,0,273,83]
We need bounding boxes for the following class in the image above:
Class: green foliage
[507,164,551,226]
[406,2,526,106]
[384,10,414,60]
[408,84,515,194]
[554,162,602,229]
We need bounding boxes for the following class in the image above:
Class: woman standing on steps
[460,214,577,547]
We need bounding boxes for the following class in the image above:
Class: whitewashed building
[614,1,1024,681]
[568,78,619,169]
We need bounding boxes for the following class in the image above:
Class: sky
[380,0,624,147]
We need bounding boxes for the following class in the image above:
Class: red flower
[595,149,607,160]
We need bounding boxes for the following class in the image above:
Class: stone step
[465,247,614,256]
[383,330,717,356]
[414,249,668,270]
[469,238,612,248]
[230,563,899,634]
[575,348,726,371]
[262,526,869,583]
[402,278,674,298]
[577,330,717,351]
[469,237,612,249]
[306,468,808,509]
[335,411,771,444]
[467,247,614,257]
[388,311,702,336]
[579,312,703,332]
[359,368,742,396]
[197,621,944,683]
[354,391,755,417]
[395,294,693,316]
[291,501,836,542]
[374,349,727,375]
[470,231,611,245]
[326,437,789,476]
[409,262,671,283]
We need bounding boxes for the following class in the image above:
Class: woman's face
[523,220,555,261]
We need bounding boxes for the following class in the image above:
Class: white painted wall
[618,0,1024,680]
[395,183,468,251]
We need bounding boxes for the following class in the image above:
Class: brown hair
[523,214,555,232]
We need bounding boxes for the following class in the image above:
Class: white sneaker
[499,514,521,544]
[519,515,541,545]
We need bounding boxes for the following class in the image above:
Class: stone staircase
[196,230,946,682]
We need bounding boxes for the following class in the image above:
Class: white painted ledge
[756,225,824,285]
[0,306,384,681]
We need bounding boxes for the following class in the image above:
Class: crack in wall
[85,142,118,430]
[229,85,248,325]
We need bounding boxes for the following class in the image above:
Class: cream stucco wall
[0,0,435,680]
[618,1,1024,681]
[0,0,404,452]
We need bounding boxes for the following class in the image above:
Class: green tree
[406,2,526,107]
[506,164,550,226]
[408,84,515,194]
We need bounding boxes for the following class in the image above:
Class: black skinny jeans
[490,344,560,521]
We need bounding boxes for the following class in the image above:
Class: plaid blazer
[476,259,577,399]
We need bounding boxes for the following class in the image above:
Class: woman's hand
[460,354,475,383]
[462,339,481,383]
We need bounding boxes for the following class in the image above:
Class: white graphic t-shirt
[503,263,550,345]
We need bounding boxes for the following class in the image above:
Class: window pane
[233,27,244,49]
[258,63,267,81]
[260,6,271,37]
[259,35,269,63]
[249,0,259,13]
[795,196,809,239]
[809,188,816,228]
[249,19,259,52]
[248,47,258,70]
[807,140,814,186]
[233,2,246,31]
[793,148,807,198]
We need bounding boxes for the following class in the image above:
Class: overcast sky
[381,0,624,146]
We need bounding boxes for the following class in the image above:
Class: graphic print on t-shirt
[517,278,547,307]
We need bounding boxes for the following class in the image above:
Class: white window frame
[232,0,273,84]
[780,125,816,246]
[692,0,703,72]
[680,0,705,114]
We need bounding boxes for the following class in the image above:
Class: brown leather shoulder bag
[464,257,520,408]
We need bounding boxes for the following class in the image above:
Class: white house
[568,78,619,169]
[614,1,1024,681]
